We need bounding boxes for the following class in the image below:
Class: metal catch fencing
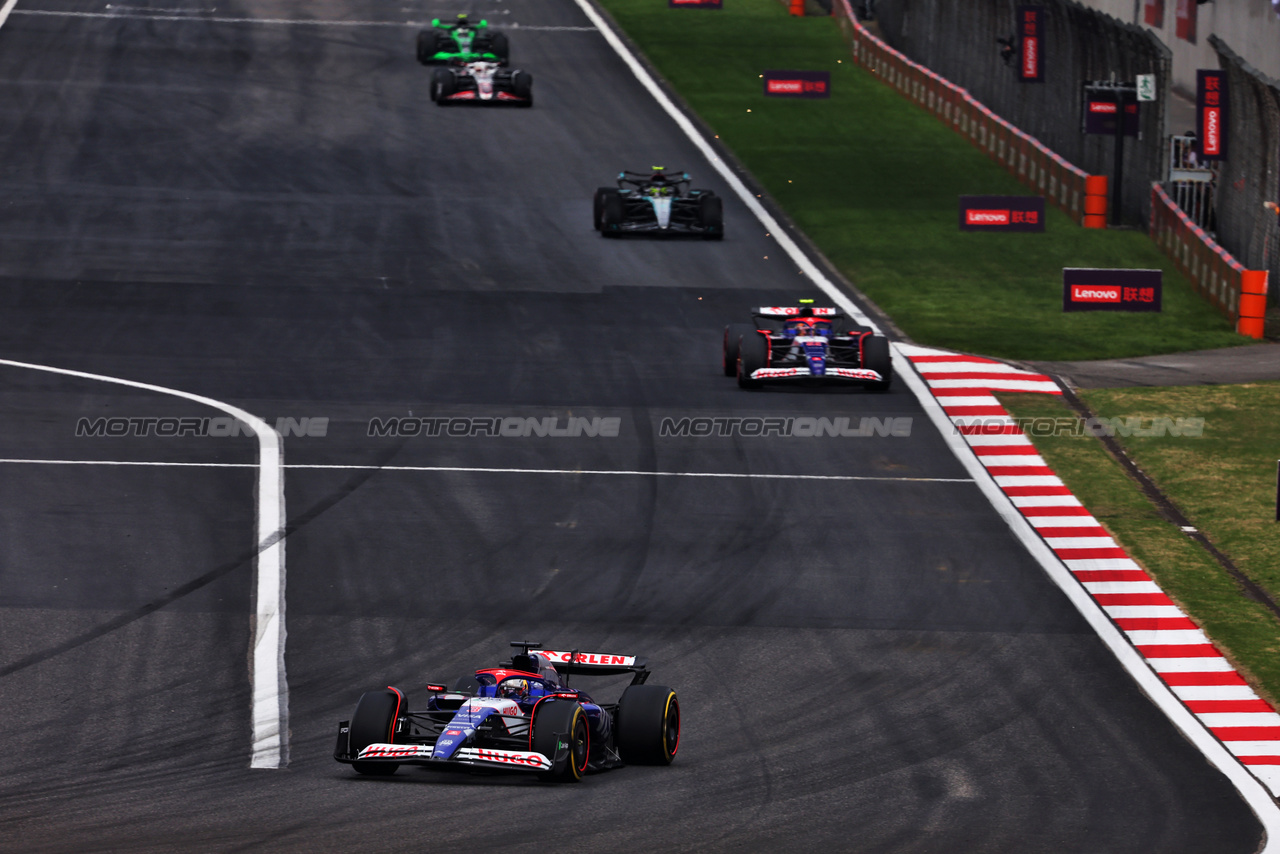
[1209,36,1280,308]
[873,0,1169,227]
[834,0,1094,225]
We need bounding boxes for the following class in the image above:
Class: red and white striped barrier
[901,343,1280,795]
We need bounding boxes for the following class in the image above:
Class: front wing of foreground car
[338,741,559,772]
[749,366,886,382]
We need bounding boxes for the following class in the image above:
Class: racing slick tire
[862,335,893,392]
[723,323,756,377]
[531,700,589,783]
[600,191,626,237]
[511,70,533,107]
[415,30,434,65]
[736,330,769,389]
[616,684,680,766]
[699,193,724,240]
[490,31,510,64]
[348,688,405,776]
[593,188,619,231]
[431,68,456,104]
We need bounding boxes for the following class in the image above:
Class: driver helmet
[500,678,530,701]
[793,321,814,337]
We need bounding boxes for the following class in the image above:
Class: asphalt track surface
[0,1,1266,851]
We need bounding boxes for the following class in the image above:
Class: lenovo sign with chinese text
[1196,70,1228,160]
[959,196,1045,232]
[762,70,830,98]
[1082,85,1139,136]
[669,0,722,7]
[1062,269,1162,312]
[1017,6,1043,82]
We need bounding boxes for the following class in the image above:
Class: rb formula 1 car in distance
[724,303,893,391]
[430,63,533,106]
[416,14,509,65]
[594,167,723,239]
[334,642,680,783]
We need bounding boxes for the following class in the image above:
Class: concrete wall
[1076,0,1280,95]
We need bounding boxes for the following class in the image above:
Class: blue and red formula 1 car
[334,643,680,783]
[723,303,893,391]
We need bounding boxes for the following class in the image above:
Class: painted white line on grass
[0,360,287,770]
[0,458,972,483]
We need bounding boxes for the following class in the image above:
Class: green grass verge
[998,389,1280,705]
[596,0,1250,360]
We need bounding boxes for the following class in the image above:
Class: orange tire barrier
[1238,270,1269,339]
[789,0,804,15]
[1083,175,1108,229]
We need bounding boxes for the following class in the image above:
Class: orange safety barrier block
[1083,175,1108,229]
[1237,270,1269,339]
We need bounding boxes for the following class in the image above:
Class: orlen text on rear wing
[534,649,651,684]
[751,306,842,318]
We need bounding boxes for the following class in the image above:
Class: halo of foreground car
[724,303,893,391]
[334,642,680,783]
[594,167,724,239]
[417,14,509,65]
[430,62,533,106]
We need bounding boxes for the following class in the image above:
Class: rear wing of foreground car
[532,648,649,683]
[751,305,843,318]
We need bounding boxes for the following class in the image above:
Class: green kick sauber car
[416,14,510,65]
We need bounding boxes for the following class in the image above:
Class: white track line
[0,360,288,770]
[576,0,1280,841]
[10,9,595,29]
[0,458,971,483]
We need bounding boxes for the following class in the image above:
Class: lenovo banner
[1017,5,1044,82]
[762,70,830,98]
[1082,85,1139,136]
[1196,70,1228,161]
[1062,269,1162,312]
[669,0,722,7]
[959,195,1045,232]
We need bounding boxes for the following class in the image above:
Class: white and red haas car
[334,642,679,783]
[430,62,533,106]
[723,304,893,391]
